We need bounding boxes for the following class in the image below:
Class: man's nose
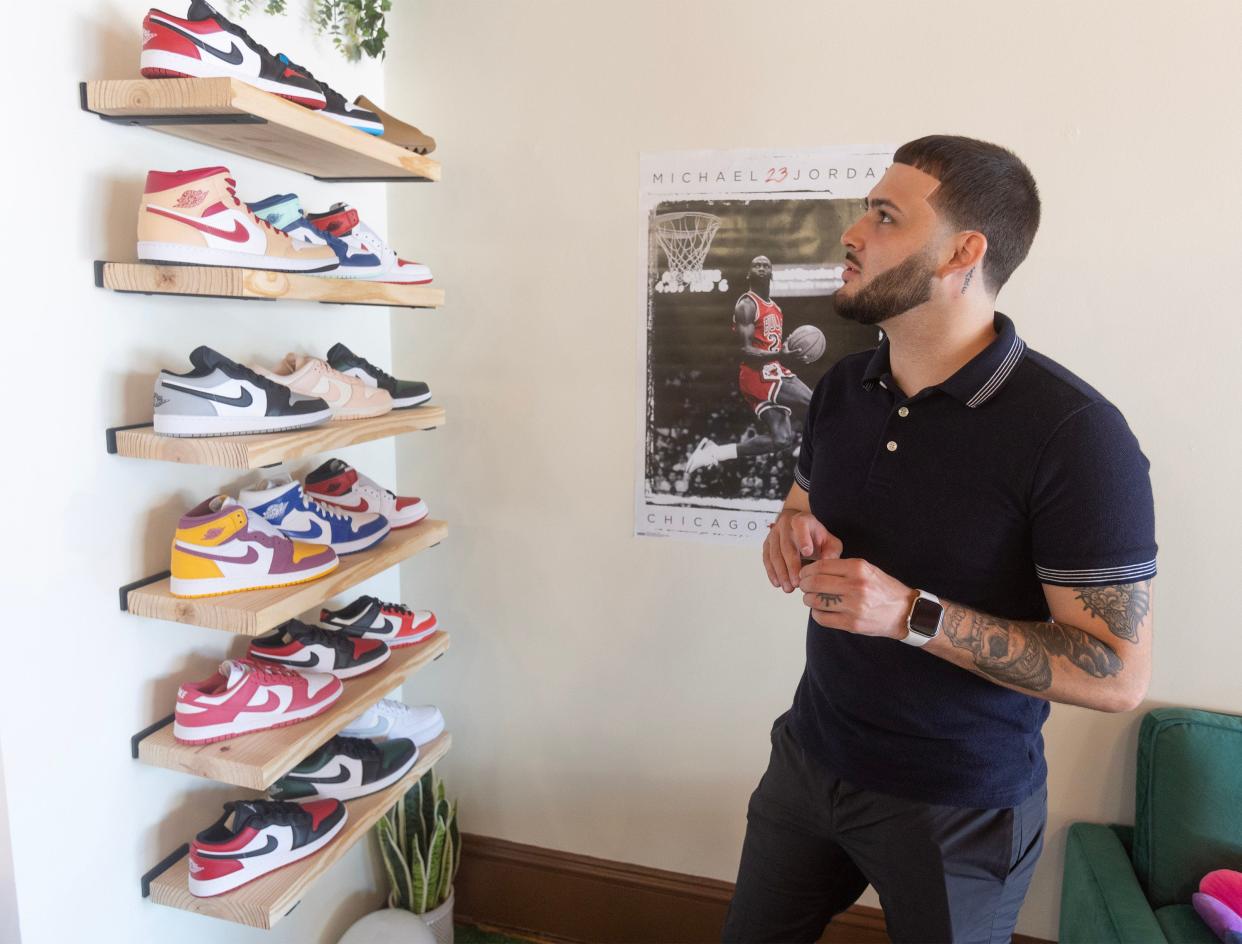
[841,219,863,251]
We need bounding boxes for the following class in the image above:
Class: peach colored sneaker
[253,354,392,421]
[137,166,340,273]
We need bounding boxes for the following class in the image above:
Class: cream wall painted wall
[3,3,415,941]
[384,1,1242,938]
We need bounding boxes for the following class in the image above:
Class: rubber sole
[139,53,327,108]
[139,240,340,273]
[153,410,332,438]
[168,559,339,599]
[188,810,347,898]
[173,687,342,745]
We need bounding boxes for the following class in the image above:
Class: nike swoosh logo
[146,205,251,243]
[151,16,245,64]
[328,498,369,513]
[281,521,325,541]
[177,544,259,564]
[296,764,353,784]
[197,835,279,859]
[161,382,253,408]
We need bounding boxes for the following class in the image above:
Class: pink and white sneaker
[304,458,429,529]
[174,659,342,744]
[319,596,438,648]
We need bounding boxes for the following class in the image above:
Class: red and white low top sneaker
[174,659,342,744]
[320,596,438,647]
[304,458,429,529]
[188,799,346,898]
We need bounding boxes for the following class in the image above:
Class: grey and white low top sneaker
[153,346,332,437]
[340,700,445,745]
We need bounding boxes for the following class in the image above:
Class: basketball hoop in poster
[653,211,721,292]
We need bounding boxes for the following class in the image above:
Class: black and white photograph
[636,147,894,542]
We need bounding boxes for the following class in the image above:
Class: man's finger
[790,516,816,558]
[762,538,780,588]
[766,535,790,589]
[778,528,802,592]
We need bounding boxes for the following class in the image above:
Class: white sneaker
[340,700,445,745]
[306,203,433,284]
[685,437,720,474]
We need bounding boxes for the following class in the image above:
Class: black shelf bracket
[131,714,174,759]
[141,843,190,899]
[120,571,171,612]
[106,422,154,455]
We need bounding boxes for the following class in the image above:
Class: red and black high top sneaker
[320,596,438,648]
[140,0,327,108]
[188,799,346,897]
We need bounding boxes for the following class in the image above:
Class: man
[685,256,813,474]
[721,136,1157,944]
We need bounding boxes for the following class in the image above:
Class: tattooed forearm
[1074,581,1151,643]
[943,606,1123,692]
[816,592,844,608]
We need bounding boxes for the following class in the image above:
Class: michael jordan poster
[636,146,893,543]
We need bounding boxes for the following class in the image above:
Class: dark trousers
[722,715,1046,944]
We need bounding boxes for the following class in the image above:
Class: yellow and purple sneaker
[170,495,338,598]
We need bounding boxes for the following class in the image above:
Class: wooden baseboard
[455,834,1051,944]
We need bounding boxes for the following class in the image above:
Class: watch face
[909,597,943,637]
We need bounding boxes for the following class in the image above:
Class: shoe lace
[290,621,358,655]
[244,659,304,683]
[226,798,306,828]
[223,177,278,234]
[302,488,355,523]
[380,601,414,616]
[322,735,382,762]
[357,355,394,385]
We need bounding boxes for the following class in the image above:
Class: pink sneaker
[253,354,392,421]
[174,659,343,745]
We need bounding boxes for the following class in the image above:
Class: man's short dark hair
[893,135,1040,294]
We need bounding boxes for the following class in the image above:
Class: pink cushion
[1203,871,1242,917]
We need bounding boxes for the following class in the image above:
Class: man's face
[749,256,772,282]
[835,164,945,325]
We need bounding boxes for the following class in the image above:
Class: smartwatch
[902,590,943,647]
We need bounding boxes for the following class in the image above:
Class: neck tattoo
[961,267,975,295]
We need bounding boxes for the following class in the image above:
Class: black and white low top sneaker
[154,346,332,438]
[247,619,390,679]
[274,55,384,134]
[268,735,419,802]
[327,342,432,409]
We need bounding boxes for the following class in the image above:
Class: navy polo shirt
[786,312,1157,808]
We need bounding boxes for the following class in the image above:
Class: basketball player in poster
[686,255,815,474]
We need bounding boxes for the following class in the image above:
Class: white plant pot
[421,888,454,944]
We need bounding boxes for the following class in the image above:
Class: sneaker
[326,343,431,409]
[188,799,346,898]
[247,194,383,279]
[268,736,418,802]
[140,0,327,108]
[354,95,436,154]
[173,658,342,744]
[170,495,338,598]
[341,700,445,745]
[239,475,390,555]
[307,204,433,284]
[685,437,720,474]
[305,459,428,529]
[319,596,438,647]
[273,54,383,134]
[248,619,390,679]
[154,345,332,438]
[137,166,340,272]
[253,354,393,421]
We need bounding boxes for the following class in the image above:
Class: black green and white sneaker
[327,343,432,409]
[268,736,418,802]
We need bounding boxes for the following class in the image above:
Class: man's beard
[834,251,936,326]
[749,276,771,297]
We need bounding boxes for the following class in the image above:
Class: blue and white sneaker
[238,474,390,555]
[247,193,384,279]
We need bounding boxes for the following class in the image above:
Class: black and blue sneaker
[275,54,384,134]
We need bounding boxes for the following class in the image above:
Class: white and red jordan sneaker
[141,0,327,107]
[188,799,346,897]
[173,659,342,744]
[307,204,433,284]
[304,458,429,529]
[319,596,438,648]
[137,166,340,272]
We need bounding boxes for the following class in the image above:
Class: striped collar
[862,312,1027,408]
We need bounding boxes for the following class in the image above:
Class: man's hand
[798,558,917,638]
[764,511,843,593]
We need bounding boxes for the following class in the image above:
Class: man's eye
[878,211,893,223]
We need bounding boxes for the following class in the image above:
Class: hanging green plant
[229,0,391,61]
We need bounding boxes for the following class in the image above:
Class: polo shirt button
[898,406,910,418]
[886,441,898,452]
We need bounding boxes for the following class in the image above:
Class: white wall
[384,1,1242,939]
[4,2,414,941]
[0,744,18,944]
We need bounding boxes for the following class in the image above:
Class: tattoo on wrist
[816,592,843,609]
[943,606,1122,692]
[1073,581,1150,643]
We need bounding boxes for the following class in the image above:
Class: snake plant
[375,769,460,914]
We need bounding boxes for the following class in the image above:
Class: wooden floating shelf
[111,404,444,470]
[126,518,448,635]
[148,732,451,929]
[82,78,439,182]
[139,632,449,789]
[97,262,444,310]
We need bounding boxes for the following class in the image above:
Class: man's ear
[939,230,987,279]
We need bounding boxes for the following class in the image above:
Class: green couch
[1060,707,1242,943]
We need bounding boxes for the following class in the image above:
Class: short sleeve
[793,370,830,493]
[1030,401,1157,587]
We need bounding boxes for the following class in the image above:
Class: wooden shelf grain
[138,632,449,789]
[97,262,444,309]
[148,732,451,928]
[126,518,448,634]
[82,78,439,182]
[112,405,444,470]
